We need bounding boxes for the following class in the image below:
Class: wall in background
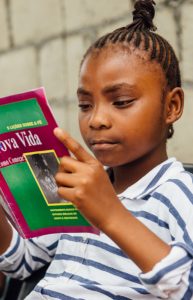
[0,0,192,162]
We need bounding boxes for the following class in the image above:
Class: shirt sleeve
[138,171,193,299]
[139,243,193,299]
[0,227,60,280]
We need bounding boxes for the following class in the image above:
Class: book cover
[0,87,98,238]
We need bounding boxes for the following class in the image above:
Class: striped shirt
[0,157,193,299]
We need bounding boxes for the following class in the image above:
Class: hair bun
[130,0,157,31]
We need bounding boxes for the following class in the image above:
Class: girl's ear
[165,87,184,125]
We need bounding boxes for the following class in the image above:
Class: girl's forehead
[80,46,165,83]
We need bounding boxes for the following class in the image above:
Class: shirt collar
[117,157,184,200]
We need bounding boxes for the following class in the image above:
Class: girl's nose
[88,107,112,130]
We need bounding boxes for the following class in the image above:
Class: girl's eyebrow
[77,83,136,97]
[77,87,92,97]
[102,83,136,95]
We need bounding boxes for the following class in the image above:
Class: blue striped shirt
[0,157,193,299]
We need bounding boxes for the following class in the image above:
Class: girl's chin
[91,149,124,167]
[94,156,121,168]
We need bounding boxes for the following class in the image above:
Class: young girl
[0,0,193,299]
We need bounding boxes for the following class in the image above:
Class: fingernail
[54,127,62,136]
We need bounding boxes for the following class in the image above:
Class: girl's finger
[57,186,77,205]
[54,128,94,163]
[55,172,79,188]
[58,156,84,173]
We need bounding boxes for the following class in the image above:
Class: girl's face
[78,47,168,167]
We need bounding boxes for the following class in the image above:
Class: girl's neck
[112,149,168,194]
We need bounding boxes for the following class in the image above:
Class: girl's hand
[54,128,171,272]
[54,128,121,231]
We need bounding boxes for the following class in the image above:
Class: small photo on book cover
[24,150,68,205]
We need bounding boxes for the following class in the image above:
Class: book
[0,87,98,238]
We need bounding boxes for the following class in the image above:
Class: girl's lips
[90,140,119,151]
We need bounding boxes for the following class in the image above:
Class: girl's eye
[113,99,135,108]
[78,103,92,111]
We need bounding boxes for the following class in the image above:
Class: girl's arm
[99,201,171,272]
[54,128,171,273]
[0,206,13,255]
[0,205,59,280]
[54,128,193,298]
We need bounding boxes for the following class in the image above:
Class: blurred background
[0,0,192,162]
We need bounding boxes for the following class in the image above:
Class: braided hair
[81,0,181,138]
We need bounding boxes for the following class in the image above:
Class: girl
[0,0,193,299]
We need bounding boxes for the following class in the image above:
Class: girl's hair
[82,0,181,138]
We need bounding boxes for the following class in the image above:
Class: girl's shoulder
[157,168,193,194]
[150,169,193,214]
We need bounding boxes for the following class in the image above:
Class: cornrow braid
[149,31,157,60]
[142,30,150,51]
[127,29,135,43]
[81,0,181,138]
[134,30,142,48]
[118,29,129,42]
[154,33,165,64]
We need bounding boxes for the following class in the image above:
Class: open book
[0,87,98,238]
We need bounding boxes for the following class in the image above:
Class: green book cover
[0,88,98,238]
